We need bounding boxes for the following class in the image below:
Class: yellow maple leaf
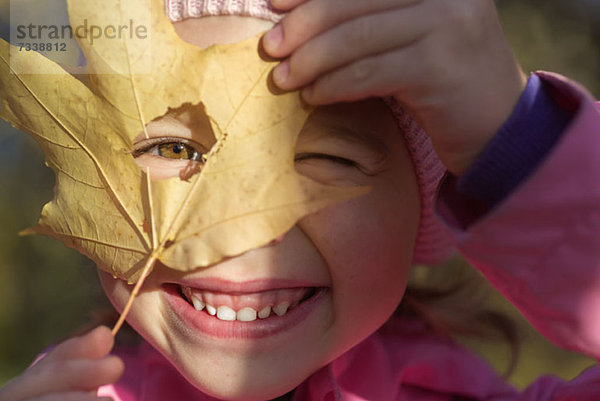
[0,0,366,331]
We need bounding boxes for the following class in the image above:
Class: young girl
[2,0,600,400]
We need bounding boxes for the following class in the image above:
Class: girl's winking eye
[294,153,356,168]
[293,151,378,186]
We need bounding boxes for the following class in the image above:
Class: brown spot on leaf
[179,160,202,181]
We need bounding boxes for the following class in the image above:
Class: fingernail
[273,60,290,86]
[264,24,283,52]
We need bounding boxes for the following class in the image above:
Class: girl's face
[98,16,419,401]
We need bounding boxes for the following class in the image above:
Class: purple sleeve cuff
[439,73,575,228]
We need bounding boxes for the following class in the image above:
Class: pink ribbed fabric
[165,0,284,22]
[164,0,454,264]
[385,99,453,264]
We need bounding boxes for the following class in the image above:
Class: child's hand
[0,326,123,401]
[262,0,527,175]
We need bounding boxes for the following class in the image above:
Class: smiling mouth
[175,285,318,322]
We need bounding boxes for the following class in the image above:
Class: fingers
[263,0,421,58]
[270,6,430,92]
[298,49,408,105]
[264,0,525,175]
[0,327,124,401]
[26,356,124,393]
[1,357,124,401]
[296,31,465,106]
[43,326,115,362]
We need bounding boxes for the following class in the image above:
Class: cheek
[97,269,171,349]
[97,269,129,313]
[298,173,419,348]
[97,270,161,335]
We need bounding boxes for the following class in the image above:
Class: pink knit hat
[165,0,454,265]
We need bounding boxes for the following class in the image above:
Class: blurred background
[0,0,599,390]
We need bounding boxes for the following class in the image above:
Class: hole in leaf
[132,102,216,180]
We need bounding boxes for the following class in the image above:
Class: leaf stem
[111,252,158,336]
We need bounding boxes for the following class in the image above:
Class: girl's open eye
[155,142,199,160]
[133,137,205,161]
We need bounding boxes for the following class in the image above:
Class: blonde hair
[399,256,520,377]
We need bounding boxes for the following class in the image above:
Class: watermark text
[16,19,148,46]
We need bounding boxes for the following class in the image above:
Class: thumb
[42,326,115,362]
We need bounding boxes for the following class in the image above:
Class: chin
[162,345,320,401]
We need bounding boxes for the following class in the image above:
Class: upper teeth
[184,291,296,322]
[273,302,290,316]
[205,304,217,316]
[216,305,236,321]
[258,306,271,319]
[237,307,257,322]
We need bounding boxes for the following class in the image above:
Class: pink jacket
[99,72,600,400]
